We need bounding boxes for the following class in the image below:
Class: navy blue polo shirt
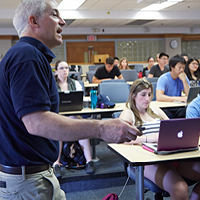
[0,37,59,166]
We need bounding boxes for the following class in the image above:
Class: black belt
[0,164,50,175]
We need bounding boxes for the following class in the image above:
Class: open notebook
[173,86,200,105]
[142,118,200,155]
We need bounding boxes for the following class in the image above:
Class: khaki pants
[0,167,66,200]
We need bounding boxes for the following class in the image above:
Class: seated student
[92,56,123,83]
[142,56,155,77]
[118,57,130,70]
[186,95,200,118]
[156,55,190,118]
[53,60,95,175]
[181,53,189,62]
[184,58,200,86]
[148,52,169,78]
[119,78,200,199]
[113,56,119,67]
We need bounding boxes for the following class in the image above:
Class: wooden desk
[108,143,200,200]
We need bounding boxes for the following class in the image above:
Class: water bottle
[90,90,97,109]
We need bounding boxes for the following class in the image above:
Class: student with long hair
[142,56,155,77]
[54,60,95,175]
[184,58,200,86]
[118,57,130,70]
[120,78,200,200]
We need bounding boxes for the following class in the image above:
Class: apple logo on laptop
[177,130,183,138]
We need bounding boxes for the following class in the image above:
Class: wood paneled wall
[66,41,115,63]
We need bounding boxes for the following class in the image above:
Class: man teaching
[0,0,141,199]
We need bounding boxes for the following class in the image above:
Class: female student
[142,56,155,77]
[118,57,130,70]
[53,60,95,174]
[120,78,200,200]
[184,58,200,86]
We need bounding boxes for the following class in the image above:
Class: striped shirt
[131,108,161,135]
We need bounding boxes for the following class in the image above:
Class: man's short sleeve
[115,66,121,77]
[186,97,200,118]
[9,61,53,119]
[94,67,102,79]
[156,75,167,92]
[149,65,156,75]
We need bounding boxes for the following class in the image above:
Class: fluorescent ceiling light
[58,0,86,10]
[141,0,183,11]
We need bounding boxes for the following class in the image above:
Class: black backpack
[60,141,86,168]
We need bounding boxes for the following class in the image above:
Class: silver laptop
[59,91,83,112]
[142,118,200,155]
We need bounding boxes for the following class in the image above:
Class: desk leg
[90,114,101,162]
[135,166,144,200]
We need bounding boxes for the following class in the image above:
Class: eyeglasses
[160,58,168,61]
[58,67,69,70]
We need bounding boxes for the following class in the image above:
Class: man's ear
[28,15,39,28]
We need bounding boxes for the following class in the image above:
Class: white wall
[164,37,182,58]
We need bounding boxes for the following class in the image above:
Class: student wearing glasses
[184,58,200,86]
[148,52,169,78]
[54,60,95,175]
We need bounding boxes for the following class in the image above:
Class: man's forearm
[22,111,141,143]
[22,111,102,141]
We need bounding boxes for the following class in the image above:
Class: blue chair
[78,80,85,96]
[145,70,150,77]
[133,64,144,73]
[152,82,157,101]
[89,65,103,71]
[146,77,158,83]
[86,71,96,83]
[112,111,122,119]
[120,69,138,82]
[68,71,82,81]
[98,82,130,103]
[101,79,126,83]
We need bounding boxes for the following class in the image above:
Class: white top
[75,80,83,91]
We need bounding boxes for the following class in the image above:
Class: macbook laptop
[59,91,84,112]
[142,118,200,155]
[173,86,200,104]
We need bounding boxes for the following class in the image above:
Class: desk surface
[108,143,200,166]
[59,103,126,115]
[84,81,133,88]
[59,101,185,115]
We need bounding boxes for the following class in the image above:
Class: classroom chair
[98,82,130,103]
[133,64,144,73]
[89,65,103,71]
[86,71,96,83]
[78,80,85,96]
[145,70,150,77]
[68,71,82,81]
[146,77,158,83]
[120,69,138,82]
[152,82,157,101]
[101,79,126,83]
